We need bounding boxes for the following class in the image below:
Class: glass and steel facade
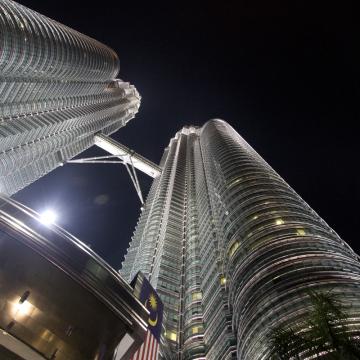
[0,0,140,195]
[121,119,360,359]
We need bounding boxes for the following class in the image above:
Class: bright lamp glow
[39,209,57,225]
[14,300,34,317]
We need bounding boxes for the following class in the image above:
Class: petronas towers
[121,120,360,359]
[0,0,140,196]
[1,1,359,359]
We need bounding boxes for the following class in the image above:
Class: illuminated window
[296,229,306,236]
[166,331,177,342]
[192,326,203,334]
[192,292,202,301]
[275,218,285,225]
[220,276,227,285]
[228,241,240,257]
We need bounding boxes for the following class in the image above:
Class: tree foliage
[269,290,360,359]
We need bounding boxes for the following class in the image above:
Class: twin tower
[121,122,360,359]
[1,1,360,359]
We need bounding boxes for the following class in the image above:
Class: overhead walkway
[68,134,162,204]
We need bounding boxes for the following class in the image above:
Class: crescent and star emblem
[145,293,158,327]
[148,314,158,327]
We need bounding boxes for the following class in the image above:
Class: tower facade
[121,119,360,359]
[0,0,140,195]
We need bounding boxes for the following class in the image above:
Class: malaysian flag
[131,330,159,360]
[130,272,163,360]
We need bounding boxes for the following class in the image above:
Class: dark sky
[14,0,360,269]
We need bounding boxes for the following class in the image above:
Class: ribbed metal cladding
[181,133,206,359]
[0,0,118,82]
[121,128,227,359]
[200,119,360,359]
[195,130,236,360]
[0,0,140,195]
[121,119,360,359]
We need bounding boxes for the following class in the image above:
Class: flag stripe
[154,342,159,360]
[149,333,155,360]
[152,335,158,360]
[143,331,151,360]
[130,330,159,360]
[141,332,148,360]
[145,334,151,360]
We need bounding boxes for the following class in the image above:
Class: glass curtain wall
[200,119,360,359]
[0,0,140,195]
[122,119,360,359]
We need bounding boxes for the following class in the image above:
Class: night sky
[14,0,360,269]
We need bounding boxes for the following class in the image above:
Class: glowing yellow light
[41,329,55,342]
[192,292,202,301]
[275,218,285,225]
[13,299,34,317]
[229,241,240,257]
[297,229,306,236]
[192,326,202,334]
[220,276,227,285]
[166,331,177,342]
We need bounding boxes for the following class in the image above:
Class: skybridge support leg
[124,161,144,204]
[66,134,162,204]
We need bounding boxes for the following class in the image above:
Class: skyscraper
[0,0,140,196]
[121,119,360,359]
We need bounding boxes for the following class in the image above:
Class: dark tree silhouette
[269,290,360,359]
